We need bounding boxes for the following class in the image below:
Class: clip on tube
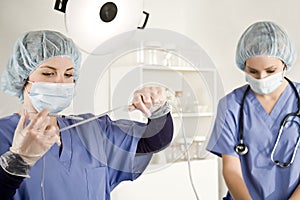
[49,114,84,121]
[27,111,84,121]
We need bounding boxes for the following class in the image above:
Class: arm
[222,154,252,200]
[0,109,60,199]
[136,112,173,153]
[129,86,174,153]
[289,185,300,200]
[0,152,26,199]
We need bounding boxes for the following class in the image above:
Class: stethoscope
[235,77,300,168]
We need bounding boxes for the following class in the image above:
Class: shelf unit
[104,63,216,166]
[92,49,219,199]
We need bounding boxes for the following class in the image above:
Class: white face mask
[245,72,284,95]
[27,82,75,114]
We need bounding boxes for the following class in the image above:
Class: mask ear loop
[24,80,34,95]
[22,80,38,115]
[282,62,288,77]
[24,86,30,95]
[22,81,34,115]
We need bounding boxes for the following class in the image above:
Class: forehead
[38,56,74,69]
[245,56,283,69]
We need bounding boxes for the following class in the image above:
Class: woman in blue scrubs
[0,30,173,200]
[207,21,300,199]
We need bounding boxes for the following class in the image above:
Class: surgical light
[54,0,149,54]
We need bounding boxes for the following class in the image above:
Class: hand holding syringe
[10,109,61,166]
[9,106,133,167]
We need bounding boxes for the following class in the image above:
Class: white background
[1,0,300,198]
[1,0,300,116]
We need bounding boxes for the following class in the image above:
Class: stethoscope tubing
[237,77,300,168]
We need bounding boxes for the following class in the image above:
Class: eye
[64,73,74,78]
[249,69,257,74]
[266,70,276,74]
[42,72,55,76]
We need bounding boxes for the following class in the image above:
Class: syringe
[58,105,129,132]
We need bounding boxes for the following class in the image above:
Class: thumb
[16,109,29,132]
[128,104,136,111]
[11,109,29,154]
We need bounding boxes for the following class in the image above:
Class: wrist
[149,101,171,119]
[0,151,31,178]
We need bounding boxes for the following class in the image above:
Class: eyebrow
[39,66,74,71]
[246,66,277,71]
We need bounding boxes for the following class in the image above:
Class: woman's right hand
[10,109,60,166]
[222,154,253,200]
[128,86,167,117]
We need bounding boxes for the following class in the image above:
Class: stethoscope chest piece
[235,143,248,155]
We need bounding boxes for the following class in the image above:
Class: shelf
[141,65,216,72]
[142,65,196,71]
[171,112,214,117]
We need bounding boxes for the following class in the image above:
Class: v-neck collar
[50,117,72,171]
[247,84,293,128]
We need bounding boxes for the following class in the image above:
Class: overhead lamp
[54,0,149,54]
[54,0,68,12]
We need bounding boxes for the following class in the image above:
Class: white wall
[142,0,300,89]
[1,0,300,115]
[1,0,300,198]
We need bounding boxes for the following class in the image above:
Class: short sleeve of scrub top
[206,85,246,157]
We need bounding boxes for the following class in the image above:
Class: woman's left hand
[129,86,167,117]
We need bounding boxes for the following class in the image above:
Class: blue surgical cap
[1,30,81,102]
[236,21,297,71]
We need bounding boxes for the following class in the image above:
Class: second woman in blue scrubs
[207,21,300,199]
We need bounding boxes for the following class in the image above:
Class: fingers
[132,93,152,117]
[18,124,59,157]
[15,109,30,134]
[15,108,59,150]
[131,86,167,116]
[22,108,59,143]
[28,115,59,147]
[44,125,61,146]
[11,108,60,166]
[26,109,50,131]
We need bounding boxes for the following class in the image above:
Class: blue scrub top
[0,113,152,200]
[207,83,300,200]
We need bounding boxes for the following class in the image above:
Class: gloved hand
[10,108,60,166]
[128,86,169,118]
